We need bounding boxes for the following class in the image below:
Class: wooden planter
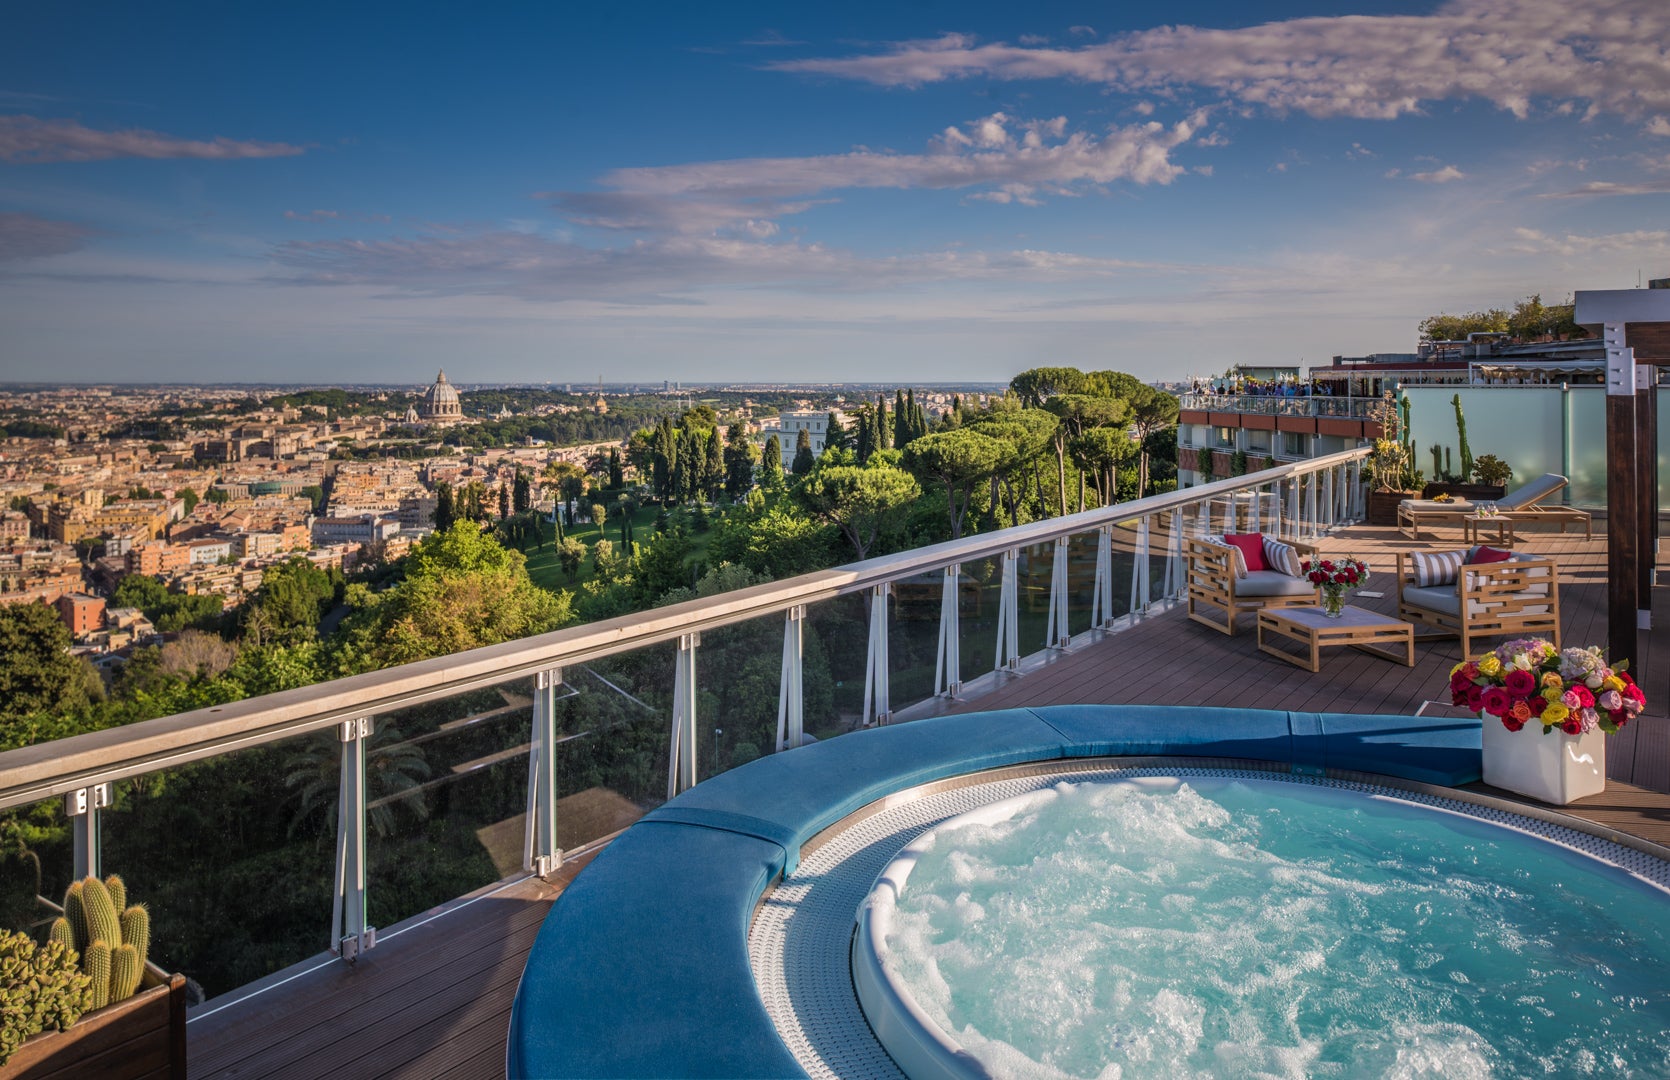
[1,965,187,1080]
[1366,490,1419,526]
[1421,482,1507,501]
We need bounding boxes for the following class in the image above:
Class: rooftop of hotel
[163,508,1670,1079]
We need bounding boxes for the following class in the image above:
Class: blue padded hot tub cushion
[642,708,1070,873]
[507,822,804,1080]
[1315,710,1482,786]
[1028,704,1296,762]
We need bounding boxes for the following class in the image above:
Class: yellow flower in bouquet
[1542,702,1571,725]
[1540,672,1563,690]
[1478,655,1502,677]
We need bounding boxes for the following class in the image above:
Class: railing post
[1163,508,1183,599]
[1128,517,1151,616]
[332,716,374,961]
[1247,487,1261,533]
[1323,469,1336,532]
[1045,538,1070,647]
[524,668,562,877]
[777,605,805,751]
[65,783,110,880]
[667,633,700,797]
[934,567,962,698]
[862,585,891,725]
[1349,460,1363,519]
[995,548,1020,671]
[1304,473,1318,539]
[1090,525,1114,629]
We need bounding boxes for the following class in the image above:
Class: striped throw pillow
[1201,535,1247,578]
[1262,538,1302,578]
[1411,549,1467,588]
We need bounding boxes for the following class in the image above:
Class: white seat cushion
[1238,571,1316,598]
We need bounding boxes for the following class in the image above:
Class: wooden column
[1606,327,1640,667]
[1637,380,1658,614]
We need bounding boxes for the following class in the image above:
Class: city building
[774,409,852,462]
[55,592,106,636]
[311,514,402,546]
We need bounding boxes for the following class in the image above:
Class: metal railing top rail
[0,446,1371,811]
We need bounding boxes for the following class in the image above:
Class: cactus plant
[0,930,92,1066]
[81,877,120,952]
[120,906,149,969]
[83,941,110,1011]
[1452,394,1473,481]
[111,944,142,1003]
[58,875,150,1009]
[48,917,74,952]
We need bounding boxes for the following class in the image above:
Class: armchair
[1396,548,1560,657]
[1186,535,1318,636]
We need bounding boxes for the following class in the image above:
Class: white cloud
[1504,226,1670,255]
[0,212,91,260]
[285,209,340,222]
[1409,164,1467,183]
[1543,178,1670,197]
[1647,116,1670,136]
[0,115,303,163]
[546,111,1207,235]
[771,0,1670,122]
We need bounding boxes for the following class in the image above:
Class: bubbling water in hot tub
[855,776,1670,1079]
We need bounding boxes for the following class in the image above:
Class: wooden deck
[186,854,593,1080]
[950,517,1670,845]
[186,518,1670,1078]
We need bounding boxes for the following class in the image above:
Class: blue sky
[1,0,1666,385]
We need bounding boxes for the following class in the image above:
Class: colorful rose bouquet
[1449,639,1645,734]
[1301,555,1370,617]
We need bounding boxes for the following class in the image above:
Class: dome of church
[420,369,463,423]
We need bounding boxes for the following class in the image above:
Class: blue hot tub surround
[506,705,1481,1079]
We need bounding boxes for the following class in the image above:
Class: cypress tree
[761,434,784,487]
[893,389,908,447]
[608,448,624,488]
[876,395,891,450]
[824,411,847,454]
[792,427,815,475]
[433,482,455,531]
[703,427,724,500]
[498,483,511,520]
[854,407,874,464]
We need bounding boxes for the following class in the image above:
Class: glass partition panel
[888,570,944,715]
[1066,531,1098,637]
[957,556,1003,686]
[554,643,674,853]
[1015,541,1054,655]
[0,797,73,939]
[1107,519,1140,624]
[695,612,791,780]
[101,729,336,1000]
[802,592,869,741]
[366,675,537,932]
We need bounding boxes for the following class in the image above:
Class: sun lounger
[1397,474,1587,540]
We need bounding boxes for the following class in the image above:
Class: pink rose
[1561,689,1582,709]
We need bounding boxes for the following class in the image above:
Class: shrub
[1472,454,1512,487]
[1,930,93,1066]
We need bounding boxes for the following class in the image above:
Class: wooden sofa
[1395,550,1561,657]
[1397,473,1590,540]
[1186,536,1317,636]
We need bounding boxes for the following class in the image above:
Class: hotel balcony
[4,448,1669,1079]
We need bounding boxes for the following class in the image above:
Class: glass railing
[1181,394,1381,418]
[0,446,1370,1009]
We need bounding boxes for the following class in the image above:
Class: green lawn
[519,503,717,594]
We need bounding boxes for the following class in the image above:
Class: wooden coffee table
[1463,514,1518,546]
[1257,605,1415,673]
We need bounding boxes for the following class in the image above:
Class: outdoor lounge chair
[1396,473,1589,540]
[1395,547,1560,657]
[1186,535,1317,636]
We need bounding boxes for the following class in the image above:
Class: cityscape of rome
[5,1,1670,1078]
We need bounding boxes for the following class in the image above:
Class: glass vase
[1320,590,1346,618]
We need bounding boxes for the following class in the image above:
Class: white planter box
[1480,715,1607,805]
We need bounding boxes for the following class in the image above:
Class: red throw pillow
[1224,533,1267,572]
[1468,546,1514,564]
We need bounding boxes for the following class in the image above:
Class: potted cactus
[0,875,186,1080]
